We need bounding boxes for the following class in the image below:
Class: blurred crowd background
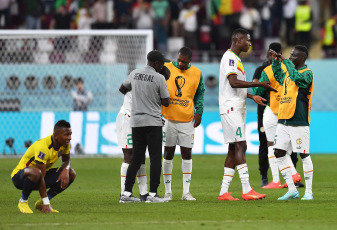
[0,0,336,62]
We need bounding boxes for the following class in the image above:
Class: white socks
[268,146,280,183]
[182,159,192,195]
[120,163,129,194]
[136,164,148,195]
[286,154,297,176]
[220,167,235,195]
[121,163,148,195]
[277,156,296,192]
[302,155,313,194]
[163,159,193,195]
[163,159,173,194]
[237,163,252,194]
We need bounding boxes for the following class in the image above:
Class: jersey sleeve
[159,75,170,99]
[223,53,238,77]
[122,72,133,90]
[193,72,205,115]
[34,146,48,165]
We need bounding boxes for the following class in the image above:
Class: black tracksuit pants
[124,126,162,194]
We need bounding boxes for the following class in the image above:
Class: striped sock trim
[280,166,290,171]
[304,170,313,173]
[268,156,276,159]
[163,173,172,176]
[183,173,192,175]
[121,175,126,177]
[224,174,234,177]
[237,166,247,171]
[136,174,147,177]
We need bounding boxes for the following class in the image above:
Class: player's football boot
[164,193,172,201]
[301,193,313,200]
[182,192,196,201]
[119,194,141,203]
[262,181,281,189]
[218,192,239,201]
[242,189,266,200]
[292,173,302,183]
[35,198,59,213]
[145,194,169,203]
[139,193,149,202]
[18,201,33,214]
[278,190,300,200]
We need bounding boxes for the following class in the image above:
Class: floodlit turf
[1,155,336,230]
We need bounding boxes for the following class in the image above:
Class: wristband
[42,197,50,205]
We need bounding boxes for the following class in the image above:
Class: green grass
[0,155,336,230]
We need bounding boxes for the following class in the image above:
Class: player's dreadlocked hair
[294,45,309,59]
[178,47,192,59]
[54,120,71,131]
[232,28,250,39]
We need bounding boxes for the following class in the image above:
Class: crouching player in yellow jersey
[270,45,314,200]
[161,47,205,201]
[11,120,76,213]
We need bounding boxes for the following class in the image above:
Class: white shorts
[220,108,246,144]
[274,124,310,154]
[263,106,278,142]
[163,119,194,148]
[116,112,132,149]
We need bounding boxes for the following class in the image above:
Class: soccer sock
[182,159,192,195]
[136,164,148,195]
[47,179,74,200]
[302,155,313,194]
[163,159,173,194]
[220,167,235,195]
[237,163,252,194]
[21,177,37,201]
[268,146,280,183]
[120,163,129,194]
[277,156,297,192]
[286,154,297,176]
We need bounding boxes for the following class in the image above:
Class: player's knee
[30,168,42,182]
[236,141,247,152]
[299,153,309,159]
[274,149,286,158]
[164,151,174,160]
[69,168,76,181]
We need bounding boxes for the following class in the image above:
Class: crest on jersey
[229,59,235,66]
[38,151,46,160]
[175,76,185,97]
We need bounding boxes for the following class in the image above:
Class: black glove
[159,66,171,81]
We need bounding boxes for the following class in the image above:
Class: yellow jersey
[11,135,70,178]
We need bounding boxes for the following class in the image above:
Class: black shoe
[295,182,304,188]
[261,178,269,187]
[139,193,149,201]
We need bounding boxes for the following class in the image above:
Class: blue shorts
[12,167,63,190]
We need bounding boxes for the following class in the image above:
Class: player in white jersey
[218,28,276,201]
[116,90,148,201]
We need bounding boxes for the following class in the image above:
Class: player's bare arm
[192,113,202,128]
[35,162,51,213]
[228,74,277,92]
[57,154,71,189]
[247,93,267,106]
[119,84,130,95]
[161,97,169,107]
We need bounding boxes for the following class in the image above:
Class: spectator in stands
[239,2,260,43]
[321,15,337,58]
[0,0,14,29]
[151,0,170,51]
[283,0,297,46]
[113,0,133,29]
[49,4,73,29]
[132,0,154,29]
[169,0,182,37]
[92,0,107,29]
[25,0,43,29]
[259,0,273,38]
[71,77,93,111]
[179,1,201,51]
[295,0,313,50]
[77,8,93,30]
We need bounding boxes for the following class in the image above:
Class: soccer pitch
[1,155,336,230]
